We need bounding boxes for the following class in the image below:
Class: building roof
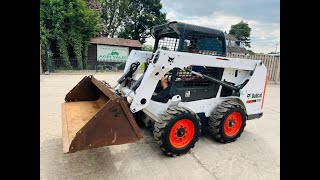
[90,37,143,48]
[224,33,238,41]
[227,46,248,54]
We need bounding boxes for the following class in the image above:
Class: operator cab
[150,21,227,103]
[151,21,226,55]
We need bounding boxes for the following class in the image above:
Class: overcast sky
[145,0,280,54]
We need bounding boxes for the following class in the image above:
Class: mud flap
[61,75,142,153]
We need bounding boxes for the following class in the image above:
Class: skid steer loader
[61,21,268,156]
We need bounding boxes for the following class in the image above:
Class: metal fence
[42,54,280,84]
[227,53,280,84]
[42,59,127,72]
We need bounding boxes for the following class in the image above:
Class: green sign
[97,45,129,62]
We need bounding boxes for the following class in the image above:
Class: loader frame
[114,22,267,123]
[115,49,267,124]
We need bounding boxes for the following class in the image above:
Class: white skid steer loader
[61,21,268,156]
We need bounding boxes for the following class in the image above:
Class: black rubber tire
[208,100,247,143]
[153,106,201,157]
[133,111,146,127]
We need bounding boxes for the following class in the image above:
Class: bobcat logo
[110,50,119,56]
[168,57,175,64]
[247,93,262,98]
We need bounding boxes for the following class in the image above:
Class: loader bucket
[61,75,142,153]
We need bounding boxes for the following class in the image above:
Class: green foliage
[82,41,90,68]
[41,46,54,72]
[117,0,167,43]
[142,44,153,52]
[40,20,51,46]
[115,61,126,70]
[138,62,145,70]
[229,21,251,48]
[247,49,255,55]
[41,0,167,70]
[40,0,101,69]
[101,0,129,37]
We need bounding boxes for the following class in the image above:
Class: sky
[145,0,280,54]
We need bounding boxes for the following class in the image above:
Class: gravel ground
[40,73,280,180]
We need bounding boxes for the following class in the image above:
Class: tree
[40,0,101,69]
[229,21,251,48]
[40,20,51,47]
[247,49,255,55]
[117,0,167,43]
[100,0,129,37]
[268,51,279,54]
[40,20,54,71]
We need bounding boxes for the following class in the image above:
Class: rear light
[261,75,268,109]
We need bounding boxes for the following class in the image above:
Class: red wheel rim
[169,119,195,148]
[224,112,243,137]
